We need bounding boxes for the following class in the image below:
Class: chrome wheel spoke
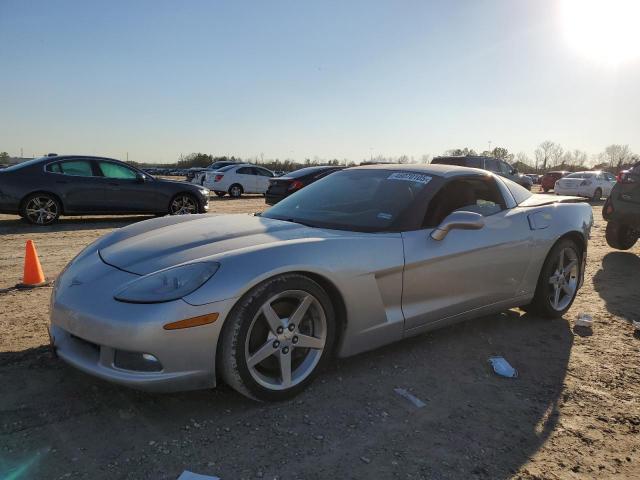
[557,249,565,271]
[262,303,283,333]
[552,285,561,309]
[294,333,324,350]
[247,340,277,367]
[564,259,578,272]
[289,294,313,327]
[279,350,292,387]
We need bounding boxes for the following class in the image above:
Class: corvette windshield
[263,169,433,231]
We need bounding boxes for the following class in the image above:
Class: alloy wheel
[170,195,197,215]
[244,290,327,391]
[548,247,579,311]
[25,196,58,225]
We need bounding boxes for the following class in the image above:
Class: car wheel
[215,191,226,198]
[228,184,243,198]
[219,273,336,401]
[527,238,581,318]
[21,193,61,225]
[592,188,602,201]
[543,188,550,193]
[605,221,638,250]
[169,193,198,215]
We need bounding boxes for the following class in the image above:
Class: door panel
[235,167,257,193]
[401,210,532,330]
[49,160,106,212]
[97,161,159,212]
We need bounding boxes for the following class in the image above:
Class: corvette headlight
[114,262,220,303]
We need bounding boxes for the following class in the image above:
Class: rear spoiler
[518,194,586,208]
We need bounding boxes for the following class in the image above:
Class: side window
[423,177,505,227]
[98,162,138,180]
[466,158,482,168]
[98,161,138,179]
[255,168,273,177]
[484,159,499,172]
[236,167,254,175]
[58,160,94,177]
[499,162,512,175]
[46,162,62,173]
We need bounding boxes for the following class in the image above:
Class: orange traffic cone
[18,240,48,288]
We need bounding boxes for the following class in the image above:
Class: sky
[1,0,639,164]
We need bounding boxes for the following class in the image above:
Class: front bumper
[50,250,237,392]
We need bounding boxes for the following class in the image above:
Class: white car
[554,171,616,200]
[203,164,275,198]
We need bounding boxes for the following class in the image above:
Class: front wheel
[21,193,61,225]
[169,193,199,215]
[605,221,638,250]
[527,239,581,318]
[219,274,336,401]
[214,191,226,198]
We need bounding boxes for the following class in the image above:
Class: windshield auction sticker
[387,172,432,184]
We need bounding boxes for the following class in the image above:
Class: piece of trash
[393,388,426,408]
[575,313,593,328]
[177,471,220,480]
[488,356,518,378]
[632,320,640,331]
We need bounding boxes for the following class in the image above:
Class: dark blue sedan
[0,155,209,225]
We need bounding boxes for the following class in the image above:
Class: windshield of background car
[263,169,435,232]
[566,172,596,179]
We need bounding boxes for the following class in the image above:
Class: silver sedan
[50,165,593,401]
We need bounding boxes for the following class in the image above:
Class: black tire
[527,238,581,319]
[169,193,199,215]
[543,188,550,193]
[228,184,243,198]
[219,274,336,402]
[20,193,61,225]
[605,221,638,250]
[215,191,226,198]
[592,188,602,201]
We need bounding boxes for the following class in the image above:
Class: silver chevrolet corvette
[50,164,593,401]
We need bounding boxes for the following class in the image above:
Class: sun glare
[561,0,640,66]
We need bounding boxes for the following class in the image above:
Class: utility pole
[126,152,129,162]
[488,141,492,154]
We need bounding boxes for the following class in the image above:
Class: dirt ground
[1,191,639,480]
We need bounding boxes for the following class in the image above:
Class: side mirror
[511,168,518,175]
[430,211,485,241]
[136,173,147,183]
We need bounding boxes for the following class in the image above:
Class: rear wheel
[543,187,550,193]
[169,193,198,215]
[228,184,243,198]
[592,188,602,201]
[21,193,61,225]
[527,239,581,318]
[605,221,638,250]
[219,274,336,401]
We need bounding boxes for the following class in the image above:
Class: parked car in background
[0,155,209,225]
[541,171,568,192]
[265,166,344,205]
[524,173,541,184]
[431,155,532,190]
[554,171,616,200]
[192,161,240,185]
[49,164,592,401]
[603,162,640,250]
[203,164,275,198]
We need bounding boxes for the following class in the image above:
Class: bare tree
[603,144,631,169]
[534,140,563,171]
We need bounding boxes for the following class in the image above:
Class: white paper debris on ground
[488,356,518,378]
[632,320,640,331]
[394,388,427,408]
[575,313,594,328]
[177,471,220,480]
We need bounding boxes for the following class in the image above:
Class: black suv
[432,156,533,190]
[602,162,640,250]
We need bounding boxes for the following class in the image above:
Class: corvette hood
[99,214,326,275]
